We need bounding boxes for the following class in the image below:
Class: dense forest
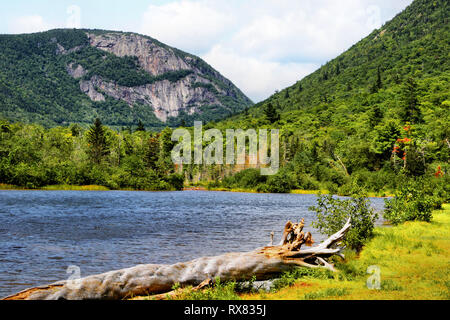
[195,0,449,200]
[0,118,183,190]
[0,29,252,129]
[0,0,448,202]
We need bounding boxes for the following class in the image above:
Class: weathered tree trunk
[3,219,350,300]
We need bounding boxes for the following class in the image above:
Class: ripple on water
[0,190,386,297]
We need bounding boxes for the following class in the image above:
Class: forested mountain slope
[0,29,253,129]
[208,0,449,195]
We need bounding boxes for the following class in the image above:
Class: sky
[0,0,414,102]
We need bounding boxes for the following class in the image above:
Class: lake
[0,190,386,297]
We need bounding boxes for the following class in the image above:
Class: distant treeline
[0,118,183,191]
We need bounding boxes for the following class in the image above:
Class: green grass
[0,183,24,190]
[41,185,110,191]
[242,204,450,300]
[135,278,242,301]
[131,204,449,301]
[0,184,110,191]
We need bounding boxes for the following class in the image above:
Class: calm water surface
[0,190,386,297]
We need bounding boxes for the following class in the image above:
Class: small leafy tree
[384,179,435,225]
[310,193,378,251]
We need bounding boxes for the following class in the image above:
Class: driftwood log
[3,218,351,300]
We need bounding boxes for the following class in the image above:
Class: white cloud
[9,15,53,34]
[140,0,233,53]
[139,0,414,102]
[202,45,318,101]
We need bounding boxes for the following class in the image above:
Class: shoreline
[0,183,394,198]
[241,204,450,300]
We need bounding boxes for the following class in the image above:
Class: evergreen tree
[265,103,280,124]
[145,135,160,170]
[401,77,422,124]
[70,124,82,137]
[284,89,290,99]
[157,127,175,175]
[86,118,110,164]
[376,67,382,91]
[136,120,146,132]
[369,104,384,127]
[370,67,383,93]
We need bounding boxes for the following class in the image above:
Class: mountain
[0,29,253,129]
[206,0,449,195]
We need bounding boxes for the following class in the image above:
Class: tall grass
[243,204,450,300]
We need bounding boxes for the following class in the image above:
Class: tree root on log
[3,218,351,300]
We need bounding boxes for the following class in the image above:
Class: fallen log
[3,218,351,300]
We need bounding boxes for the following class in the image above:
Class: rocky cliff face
[67,31,252,122]
[0,29,252,128]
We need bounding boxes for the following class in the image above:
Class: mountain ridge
[0,28,253,129]
[204,0,449,194]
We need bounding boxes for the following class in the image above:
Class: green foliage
[173,277,241,300]
[264,103,280,124]
[303,288,349,300]
[310,193,378,251]
[200,0,449,195]
[401,77,422,124]
[381,279,404,291]
[0,29,252,128]
[222,168,267,190]
[136,120,146,132]
[257,170,296,193]
[86,118,110,164]
[272,268,334,292]
[0,119,184,191]
[383,178,438,225]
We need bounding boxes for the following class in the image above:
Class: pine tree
[145,135,160,170]
[136,120,146,132]
[376,67,382,90]
[370,67,383,93]
[265,103,280,123]
[401,77,422,124]
[70,124,82,137]
[86,118,110,164]
[369,104,384,127]
[284,89,290,99]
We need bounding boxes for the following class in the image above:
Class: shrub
[166,173,185,191]
[258,170,296,193]
[383,179,435,225]
[173,278,241,300]
[310,193,378,251]
[234,168,266,189]
[272,268,334,291]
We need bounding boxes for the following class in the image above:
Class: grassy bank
[0,184,110,191]
[134,205,448,301]
[0,183,396,197]
[242,204,450,300]
[185,185,394,198]
[41,185,110,191]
